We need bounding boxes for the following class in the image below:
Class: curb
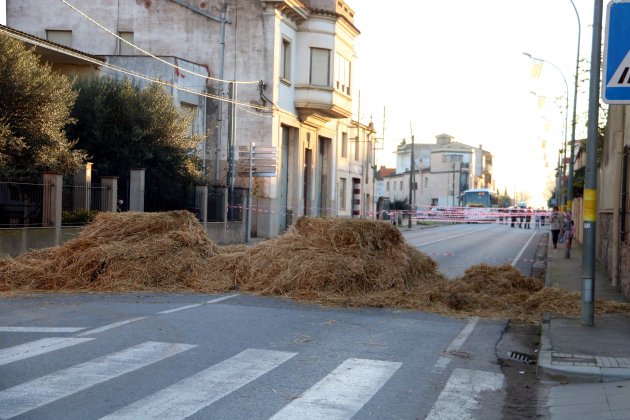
[537,316,630,383]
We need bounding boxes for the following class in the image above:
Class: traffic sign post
[603,0,630,104]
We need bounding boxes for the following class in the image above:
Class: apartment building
[5,0,374,237]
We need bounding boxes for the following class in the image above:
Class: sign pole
[582,0,604,327]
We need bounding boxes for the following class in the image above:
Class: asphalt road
[402,222,545,279]
[0,223,547,419]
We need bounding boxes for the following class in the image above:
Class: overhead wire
[59,0,260,85]
[0,26,271,112]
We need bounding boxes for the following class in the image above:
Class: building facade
[5,0,375,238]
[378,133,494,209]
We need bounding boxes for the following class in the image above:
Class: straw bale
[0,211,221,292]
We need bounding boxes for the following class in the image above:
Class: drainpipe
[214,1,228,184]
[612,107,626,287]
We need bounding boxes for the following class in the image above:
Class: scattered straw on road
[1,212,628,322]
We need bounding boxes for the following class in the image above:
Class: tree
[67,77,204,209]
[0,32,86,180]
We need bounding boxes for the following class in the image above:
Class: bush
[62,209,100,225]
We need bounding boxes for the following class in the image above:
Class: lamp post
[523,52,570,210]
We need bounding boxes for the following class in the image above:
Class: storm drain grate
[507,351,536,365]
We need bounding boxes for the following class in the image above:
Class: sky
[350,0,599,208]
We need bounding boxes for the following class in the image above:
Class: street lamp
[523,52,570,210]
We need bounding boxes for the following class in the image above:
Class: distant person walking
[534,209,541,229]
[525,208,532,229]
[549,206,564,249]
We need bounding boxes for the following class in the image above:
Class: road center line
[157,304,203,314]
[511,231,537,266]
[414,226,495,247]
[206,294,239,304]
[76,317,148,337]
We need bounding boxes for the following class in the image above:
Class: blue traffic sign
[603,1,630,103]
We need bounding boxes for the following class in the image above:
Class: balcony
[294,84,352,123]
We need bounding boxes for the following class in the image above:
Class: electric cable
[60,0,260,85]
[0,26,271,112]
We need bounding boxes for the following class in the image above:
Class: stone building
[379,133,494,209]
[5,0,375,238]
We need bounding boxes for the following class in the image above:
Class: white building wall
[0,0,6,25]
[6,0,364,237]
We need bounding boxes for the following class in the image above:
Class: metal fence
[0,181,45,228]
[207,186,247,222]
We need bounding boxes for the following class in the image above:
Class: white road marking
[446,317,479,353]
[0,341,195,419]
[433,317,479,373]
[269,358,402,420]
[0,337,94,367]
[206,294,239,304]
[432,356,451,373]
[511,231,537,266]
[75,317,147,337]
[414,226,495,247]
[157,304,203,314]
[0,327,85,333]
[425,368,504,420]
[101,348,296,420]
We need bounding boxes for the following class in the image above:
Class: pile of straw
[208,217,447,303]
[1,213,628,323]
[0,211,221,292]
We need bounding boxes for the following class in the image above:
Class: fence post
[129,168,145,212]
[42,172,63,245]
[101,176,118,212]
[196,185,208,231]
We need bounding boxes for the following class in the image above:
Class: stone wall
[621,243,630,298]
[598,212,614,275]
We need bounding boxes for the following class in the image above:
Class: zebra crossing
[0,334,403,419]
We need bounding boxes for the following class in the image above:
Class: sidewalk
[539,237,630,419]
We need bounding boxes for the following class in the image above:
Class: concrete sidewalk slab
[538,236,630,384]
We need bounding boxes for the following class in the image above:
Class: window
[310,48,330,87]
[118,32,135,55]
[341,132,348,158]
[386,181,390,191]
[424,177,428,188]
[442,154,463,162]
[280,37,291,81]
[46,30,72,47]
[339,178,347,210]
[354,136,360,161]
[400,181,403,190]
[334,53,351,95]
[179,103,197,137]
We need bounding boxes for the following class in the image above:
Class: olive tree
[0,32,86,180]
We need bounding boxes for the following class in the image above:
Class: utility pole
[215,1,228,184]
[582,0,603,327]
[408,126,415,228]
[567,0,582,216]
[452,163,456,206]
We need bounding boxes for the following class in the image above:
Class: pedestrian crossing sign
[603,1,630,104]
